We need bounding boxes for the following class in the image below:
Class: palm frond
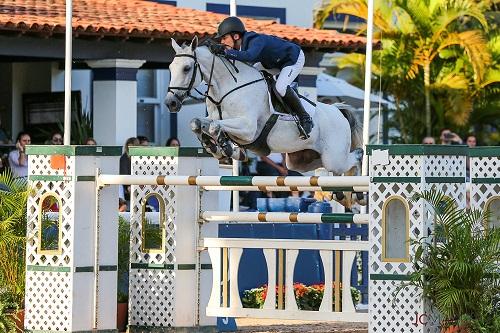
[436,30,491,81]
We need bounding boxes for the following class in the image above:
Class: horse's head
[165,36,202,113]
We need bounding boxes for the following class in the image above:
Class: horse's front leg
[190,118,224,159]
[208,118,252,161]
[208,118,257,143]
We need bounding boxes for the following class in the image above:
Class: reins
[168,49,265,119]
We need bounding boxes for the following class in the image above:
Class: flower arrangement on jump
[242,282,361,311]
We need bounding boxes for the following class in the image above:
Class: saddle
[238,72,315,156]
[262,71,296,114]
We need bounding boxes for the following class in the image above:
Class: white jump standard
[23,144,499,333]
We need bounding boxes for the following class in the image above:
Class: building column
[86,59,145,146]
[298,66,324,104]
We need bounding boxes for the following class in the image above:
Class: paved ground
[235,318,368,333]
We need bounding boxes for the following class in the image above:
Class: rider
[212,16,313,138]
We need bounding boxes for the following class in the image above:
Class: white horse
[165,37,363,175]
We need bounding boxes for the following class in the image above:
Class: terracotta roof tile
[0,0,376,50]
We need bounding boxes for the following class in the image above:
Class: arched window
[382,196,410,262]
[141,193,165,253]
[485,196,500,229]
[38,193,62,254]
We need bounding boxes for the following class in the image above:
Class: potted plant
[0,170,29,332]
[241,282,361,310]
[399,190,500,332]
[117,215,130,332]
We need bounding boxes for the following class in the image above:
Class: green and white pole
[202,211,369,224]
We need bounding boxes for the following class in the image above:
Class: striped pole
[202,185,369,192]
[201,211,369,224]
[98,175,370,188]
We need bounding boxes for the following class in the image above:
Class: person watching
[8,131,31,178]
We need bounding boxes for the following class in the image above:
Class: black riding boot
[282,86,313,138]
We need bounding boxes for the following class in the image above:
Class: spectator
[165,137,180,147]
[120,137,139,201]
[440,129,462,145]
[51,132,63,145]
[422,136,435,144]
[85,137,97,145]
[465,134,477,183]
[466,135,477,148]
[118,198,128,212]
[137,135,150,146]
[8,131,30,178]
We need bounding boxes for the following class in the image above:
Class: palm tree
[0,170,29,307]
[315,0,493,137]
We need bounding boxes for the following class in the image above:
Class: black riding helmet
[215,16,246,39]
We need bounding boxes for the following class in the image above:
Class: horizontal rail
[202,185,369,192]
[98,175,370,188]
[202,211,369,224]
[203,238,370,251]
[206,308,369,322]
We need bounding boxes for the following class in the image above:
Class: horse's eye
[183,65,191,73]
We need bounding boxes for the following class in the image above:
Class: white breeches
[253,50,305,97]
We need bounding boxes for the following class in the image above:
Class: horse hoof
[209,122,221,136]
[190,118,202,133]
[334,191,345,200]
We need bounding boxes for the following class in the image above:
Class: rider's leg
[275,51,313,137]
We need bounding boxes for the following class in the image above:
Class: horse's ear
[171,38,182,53]
[190,35,199,51]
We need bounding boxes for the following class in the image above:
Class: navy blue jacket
[225,31,301,70]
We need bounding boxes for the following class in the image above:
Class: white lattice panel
[424,183,467,208]
[28,155,75,177]
[25,271,72,331]
[470,156,500,211]
[369,181,422,275]
[129,155,178,327]
[371,155,421,177]
[130,185,176,265]
[26,180,74,267]
[470,156,499,179]
[424,156,465,178]
[369,280,437,333]
[129,269,175,327]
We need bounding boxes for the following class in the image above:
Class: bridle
[167,53,204,102]
[167,48,265,119]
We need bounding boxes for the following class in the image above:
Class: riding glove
[209,44,227,55]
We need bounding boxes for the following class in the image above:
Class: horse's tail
[334,103,363,150]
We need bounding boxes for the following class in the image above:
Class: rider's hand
[209,44,227,55]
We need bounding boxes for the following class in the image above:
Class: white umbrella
[316,73,391,109]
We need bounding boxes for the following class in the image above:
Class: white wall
[51,64,93,116]
[176,0,316,27]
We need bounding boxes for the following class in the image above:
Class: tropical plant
[0,170,30,308]
[56,107,93,145]
[117,215,130,298]
[315,0,499,141]
[398,190,500,331]
[0,294,17,333]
